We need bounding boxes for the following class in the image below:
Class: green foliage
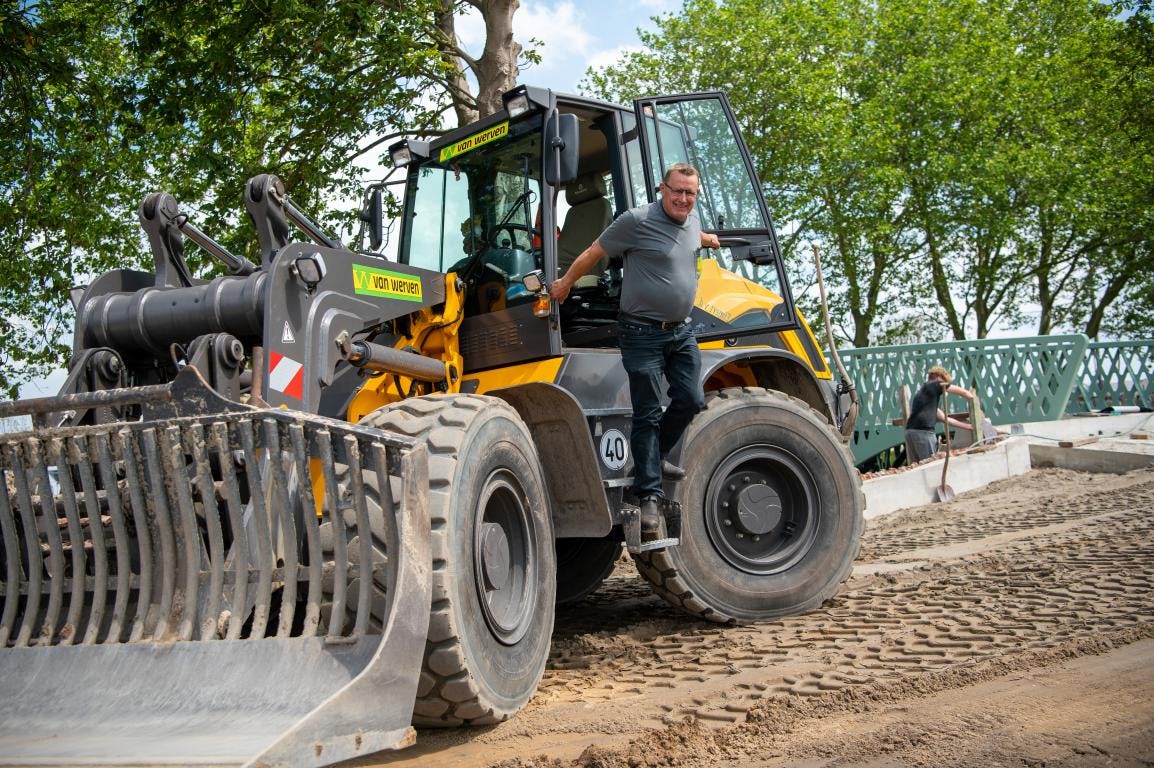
[583,0,1154,346]
[0,0,456,397]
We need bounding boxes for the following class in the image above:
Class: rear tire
[555,538,622,605]
[633,387,864,623]
[362,395,555,726]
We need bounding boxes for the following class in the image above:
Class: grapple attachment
[0,369,430,767]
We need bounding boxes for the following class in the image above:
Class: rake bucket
[0,369,430,766]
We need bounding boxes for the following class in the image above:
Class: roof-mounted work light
[388,139,430,168]
[503,89,532,118]
[501,85,552,118]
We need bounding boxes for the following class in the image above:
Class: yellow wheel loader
[0,87,862,766]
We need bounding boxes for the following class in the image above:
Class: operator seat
[557,173,612,289]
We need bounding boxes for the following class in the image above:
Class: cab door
[632,93,800,339]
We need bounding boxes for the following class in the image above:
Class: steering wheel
[490,223,540,249]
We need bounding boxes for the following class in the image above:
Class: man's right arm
[549,239,608,302]
[946,384,974,400]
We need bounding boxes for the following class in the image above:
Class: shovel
[935,392,956,502]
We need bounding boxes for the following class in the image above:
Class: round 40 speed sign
[599,428,629,471]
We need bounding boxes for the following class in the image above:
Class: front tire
[362,395,556,725]
[634,387,864,623]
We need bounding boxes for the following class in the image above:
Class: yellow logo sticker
[353,265,424,302]
[439,121,509,162]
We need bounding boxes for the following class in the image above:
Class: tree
[0,0,530,398]
[1030,0,1154,339]
[586,0,925,348]
[584,0,1153,345]
[435,0,527,126]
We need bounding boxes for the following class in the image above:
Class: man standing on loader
[550,163,720,539]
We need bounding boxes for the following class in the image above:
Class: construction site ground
[354,444,1154,768]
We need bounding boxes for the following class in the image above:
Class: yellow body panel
[461,357,563,394]
[346,273,468,423]
[695,260,831,380]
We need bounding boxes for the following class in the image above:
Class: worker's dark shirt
[906,380,948,431]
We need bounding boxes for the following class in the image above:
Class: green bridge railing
[837,334,1093,465]
[1066,340,1154,413]
[837,335,1154,465]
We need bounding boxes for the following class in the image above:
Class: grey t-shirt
[597,201,701,322]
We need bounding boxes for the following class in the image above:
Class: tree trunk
[472,0,521,118]
[436,2,478,127]
[437,0,522,127]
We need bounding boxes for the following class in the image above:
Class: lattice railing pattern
[837,335,1091,464]
[1066,340,1154,413]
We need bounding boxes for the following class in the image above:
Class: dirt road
[359,466,1154,768]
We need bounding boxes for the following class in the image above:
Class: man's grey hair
[663,163,700,182]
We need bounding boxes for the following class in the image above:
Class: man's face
[660,174,700,224]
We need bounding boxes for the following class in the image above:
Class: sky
[456,0,679,94]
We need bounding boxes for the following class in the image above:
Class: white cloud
[586,44,643,74]
[519,0,600,90]
[454,4,486,51]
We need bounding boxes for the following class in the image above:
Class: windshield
[400,116,544,279]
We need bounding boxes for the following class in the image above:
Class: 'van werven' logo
[439,121,509,162]
[352,265,424,301]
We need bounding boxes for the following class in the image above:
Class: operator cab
[389,86,801,374]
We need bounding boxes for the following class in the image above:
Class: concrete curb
[1029,443,1154,473]
[862,439,1031,520]
[861,412,1153,519]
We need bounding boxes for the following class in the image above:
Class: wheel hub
[704,445,820,575]
[480,522,511,590]
[734,483,782,535]
[473,470,535,645]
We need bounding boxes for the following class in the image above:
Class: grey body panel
[460,301,553,373]
[262,243,446,414]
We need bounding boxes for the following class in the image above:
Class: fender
[699,347,837,424]
[489,381,614,538]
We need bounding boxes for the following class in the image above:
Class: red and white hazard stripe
[268,351,304,400]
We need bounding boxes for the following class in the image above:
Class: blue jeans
[619,320,704,499]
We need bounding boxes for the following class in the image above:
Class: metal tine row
[1,413,393,648]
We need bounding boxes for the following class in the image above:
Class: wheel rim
[472,468,536,645]
[702,444,820,575]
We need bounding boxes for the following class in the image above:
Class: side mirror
[545,113,579,185]
[521,269,545,294]
[360,187,384,251]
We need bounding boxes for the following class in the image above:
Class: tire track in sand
[362,468,1154,767]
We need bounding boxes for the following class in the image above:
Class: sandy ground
[352,466,1154,768]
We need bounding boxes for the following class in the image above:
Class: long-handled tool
[935,391,956,502]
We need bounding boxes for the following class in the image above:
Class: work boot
[661,459,686,480]
[639,496,662,540]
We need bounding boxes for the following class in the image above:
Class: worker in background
[550,163,720,539]
[905,365,976,463]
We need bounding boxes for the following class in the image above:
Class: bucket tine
[0,369,432,766]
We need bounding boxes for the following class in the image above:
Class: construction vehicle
[0,86,863,766]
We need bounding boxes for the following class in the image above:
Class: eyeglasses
[661,183,698,199]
